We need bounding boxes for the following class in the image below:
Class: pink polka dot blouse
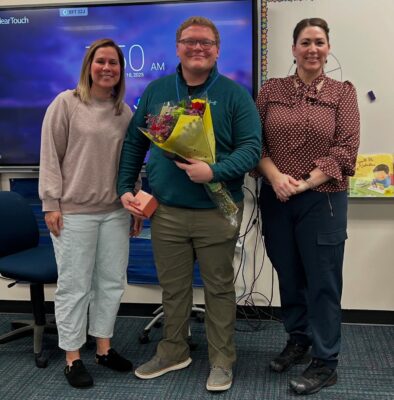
[256,73,360,192]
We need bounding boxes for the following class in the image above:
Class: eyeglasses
[178,39,217,49]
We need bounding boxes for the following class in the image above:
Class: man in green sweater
[117,16,261,392]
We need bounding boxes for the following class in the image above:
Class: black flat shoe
[64,359,94,388]
[270,341,310,373]
[96,348,133,372]
[289,359,337,395]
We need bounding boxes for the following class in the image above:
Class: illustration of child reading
[370,164,391,193]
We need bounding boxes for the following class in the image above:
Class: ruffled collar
[294,71,325,88]
[293,72,325,100]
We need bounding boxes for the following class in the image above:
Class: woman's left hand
[294,179,311,195]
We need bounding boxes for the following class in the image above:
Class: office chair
[0,190,58,368]
[139,304,205,350]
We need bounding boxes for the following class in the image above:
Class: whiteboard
[265,0,394,154]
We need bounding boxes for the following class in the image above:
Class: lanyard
[175,73,219,102]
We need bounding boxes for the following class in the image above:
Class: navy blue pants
[260,184,348,369]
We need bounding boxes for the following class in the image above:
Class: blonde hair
[176,16,220,48]
[74,38,126,115]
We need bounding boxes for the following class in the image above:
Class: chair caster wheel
[35,353,48,368]
[139,332,150,344]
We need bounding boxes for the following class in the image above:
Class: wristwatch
[301,173,314,189]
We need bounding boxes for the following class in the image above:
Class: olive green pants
[151,203,243,368]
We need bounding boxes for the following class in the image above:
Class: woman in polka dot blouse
[255,18,360,395]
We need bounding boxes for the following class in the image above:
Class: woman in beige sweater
[39,38,141,388]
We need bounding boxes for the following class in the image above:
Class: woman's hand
[44,211,63,237]
[294,179,311,195]
[271,173,299,202]
[130,216,144,237]
[120,192,145,218]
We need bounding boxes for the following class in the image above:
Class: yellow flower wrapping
[139,99,239,227]
[139,100,215,164]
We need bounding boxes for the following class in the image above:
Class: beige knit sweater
[39,90,133,214]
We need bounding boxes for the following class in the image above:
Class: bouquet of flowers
[139,98,239,227]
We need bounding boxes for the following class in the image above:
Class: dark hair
[176,16,220,48]
[293,18,330,45]
[75,38,126,115]
[373,164,390,174]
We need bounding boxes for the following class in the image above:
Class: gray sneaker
[134,354,192,379]
[206,366,233,391]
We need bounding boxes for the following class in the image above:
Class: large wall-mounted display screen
[0,0,256,168]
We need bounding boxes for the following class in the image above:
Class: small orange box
[131,190,159,218]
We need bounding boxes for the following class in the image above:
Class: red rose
[191,102,204,111]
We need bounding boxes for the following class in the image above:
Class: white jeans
[51,208,130,351]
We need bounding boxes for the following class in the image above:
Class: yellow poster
[348,154,394,197]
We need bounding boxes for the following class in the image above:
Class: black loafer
[289,359,337,395]
[96,348,133,372]
[270,341,310,372]
[64,359,93,388]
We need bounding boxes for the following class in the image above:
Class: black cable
[234,177,281,332]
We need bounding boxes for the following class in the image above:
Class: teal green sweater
[117,64,261,208]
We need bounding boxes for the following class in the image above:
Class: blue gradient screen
[0,0,255,166]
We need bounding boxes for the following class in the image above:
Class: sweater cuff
[210,164,220,182]
[42,199,60,212]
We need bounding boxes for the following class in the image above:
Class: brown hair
[75,38,126,115]
[293,18,330,45]
[373,164,390,174]
[176,16,220,48]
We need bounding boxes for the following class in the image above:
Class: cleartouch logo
[0,16,29,25]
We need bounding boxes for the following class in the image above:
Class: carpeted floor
[0,314,393,400]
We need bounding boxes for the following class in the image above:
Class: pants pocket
[317,229,347,272]
[317,229,348,245]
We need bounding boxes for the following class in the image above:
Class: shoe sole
[206,380,232,392]
[291,372,337,395]
[65,374,94,388]
[67,381,94,389]
[134,357,192,379]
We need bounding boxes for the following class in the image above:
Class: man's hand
[175,158,213,183]
[120,192,145,218]
[44,211,63,237]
